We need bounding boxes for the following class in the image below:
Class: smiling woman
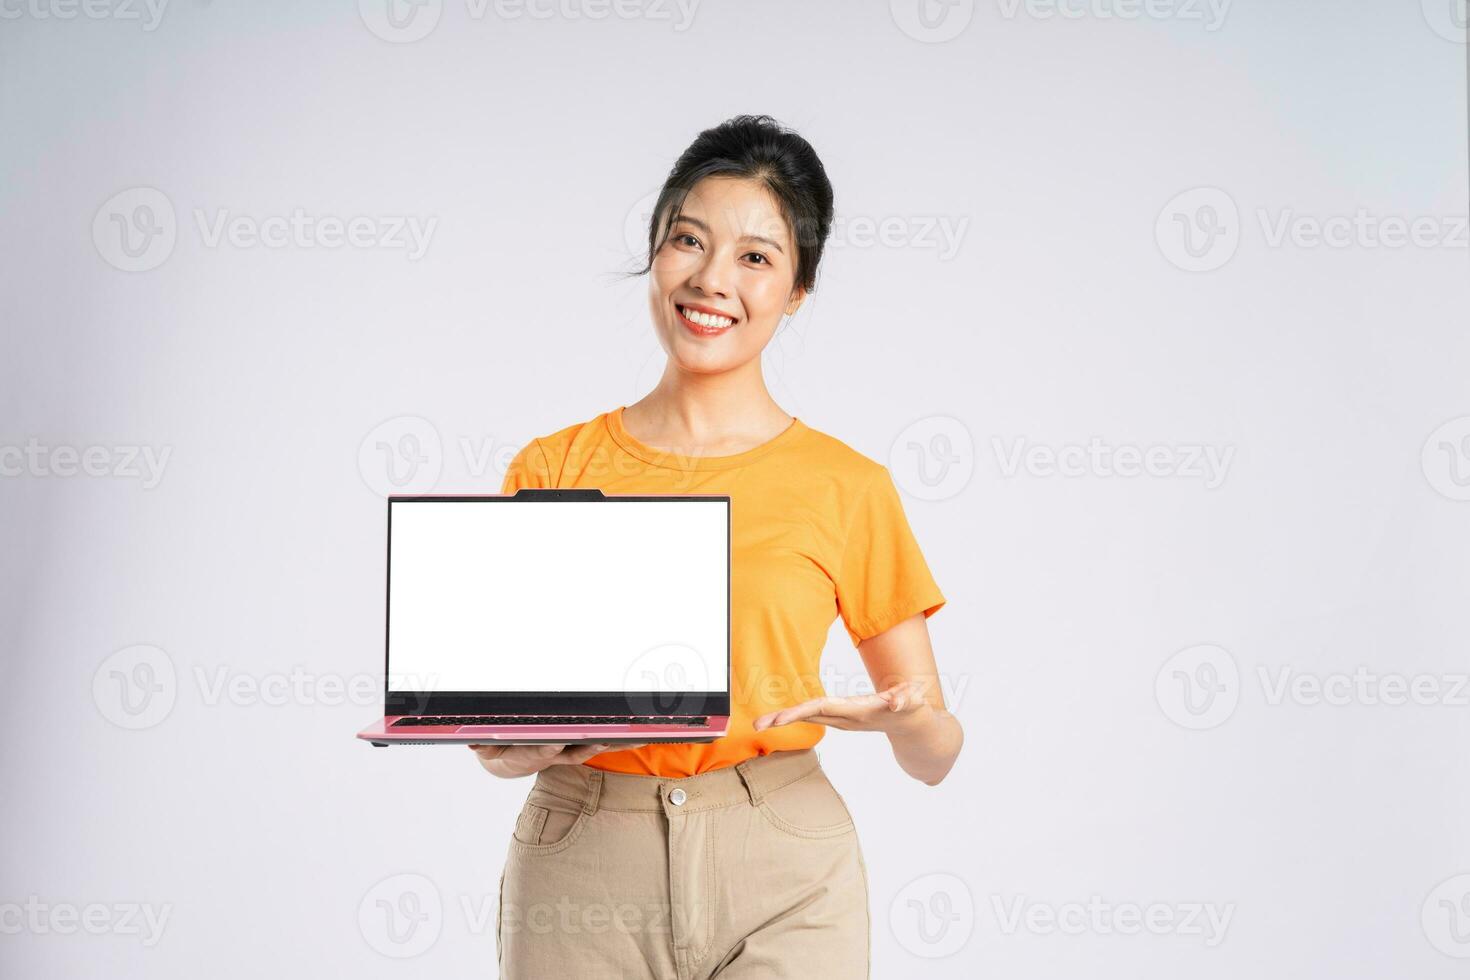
[627,116,833,377]
[477,114,961,979]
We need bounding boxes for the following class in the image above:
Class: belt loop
[582,768,603,816]
[734,758,764,805]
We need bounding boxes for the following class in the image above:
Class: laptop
[356,488,731,746]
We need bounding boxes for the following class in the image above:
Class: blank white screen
[387,499,728,693]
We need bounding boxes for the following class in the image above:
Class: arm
[751,612,964,786]
[855,612,964,786]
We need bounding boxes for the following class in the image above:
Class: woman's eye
[675,233,700,248]
[745,252,769,265]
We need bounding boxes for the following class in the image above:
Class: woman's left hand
[751,680,933,735]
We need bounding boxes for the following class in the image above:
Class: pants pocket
[756,768,857,840]
[512,804,549,845]
[510,790,589,853]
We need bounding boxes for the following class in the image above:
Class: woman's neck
[623,370,793,457]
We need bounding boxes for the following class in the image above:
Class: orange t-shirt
[500,405,946,777]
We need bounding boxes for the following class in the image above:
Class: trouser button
[669,788,687,806]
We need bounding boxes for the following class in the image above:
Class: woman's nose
[687,254,733,298]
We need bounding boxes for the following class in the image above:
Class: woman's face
[648,176,805,375]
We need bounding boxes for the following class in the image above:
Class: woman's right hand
[467,742,647,779]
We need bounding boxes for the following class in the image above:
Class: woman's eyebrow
[673,214,786,254]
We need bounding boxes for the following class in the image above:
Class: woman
[472,114,963,979]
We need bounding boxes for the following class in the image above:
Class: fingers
[879,680,928,713]
[547,742,644,766]
[796,713,858,731]
[754,686,928,733]
[751,705,799,731]
[468,743,506,759]
[754,700,813,730]
[471,740,655,777]
[754,697,841,731]
[559,743,612,765]
[471,742,571,778]
[882,681,929,714]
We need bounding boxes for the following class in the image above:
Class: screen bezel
[383,492,732,716]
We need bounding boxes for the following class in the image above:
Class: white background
[2,1,1468,977]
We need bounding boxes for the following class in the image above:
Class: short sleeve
[500,438,552,494]
[834,468,947,647]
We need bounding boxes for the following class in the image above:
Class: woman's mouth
[676,303,737,336]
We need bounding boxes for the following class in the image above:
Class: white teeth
[679,305,734,329]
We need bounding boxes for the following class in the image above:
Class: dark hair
[630,114,835,296]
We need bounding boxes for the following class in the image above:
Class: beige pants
[496,748,870,979]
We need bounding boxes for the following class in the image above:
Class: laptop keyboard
[391,715,709,728]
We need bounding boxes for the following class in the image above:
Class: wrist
[883,701,937,737]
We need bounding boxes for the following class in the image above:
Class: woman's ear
[785,285,807,317]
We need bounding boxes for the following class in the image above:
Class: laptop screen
[386,497,730,706]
